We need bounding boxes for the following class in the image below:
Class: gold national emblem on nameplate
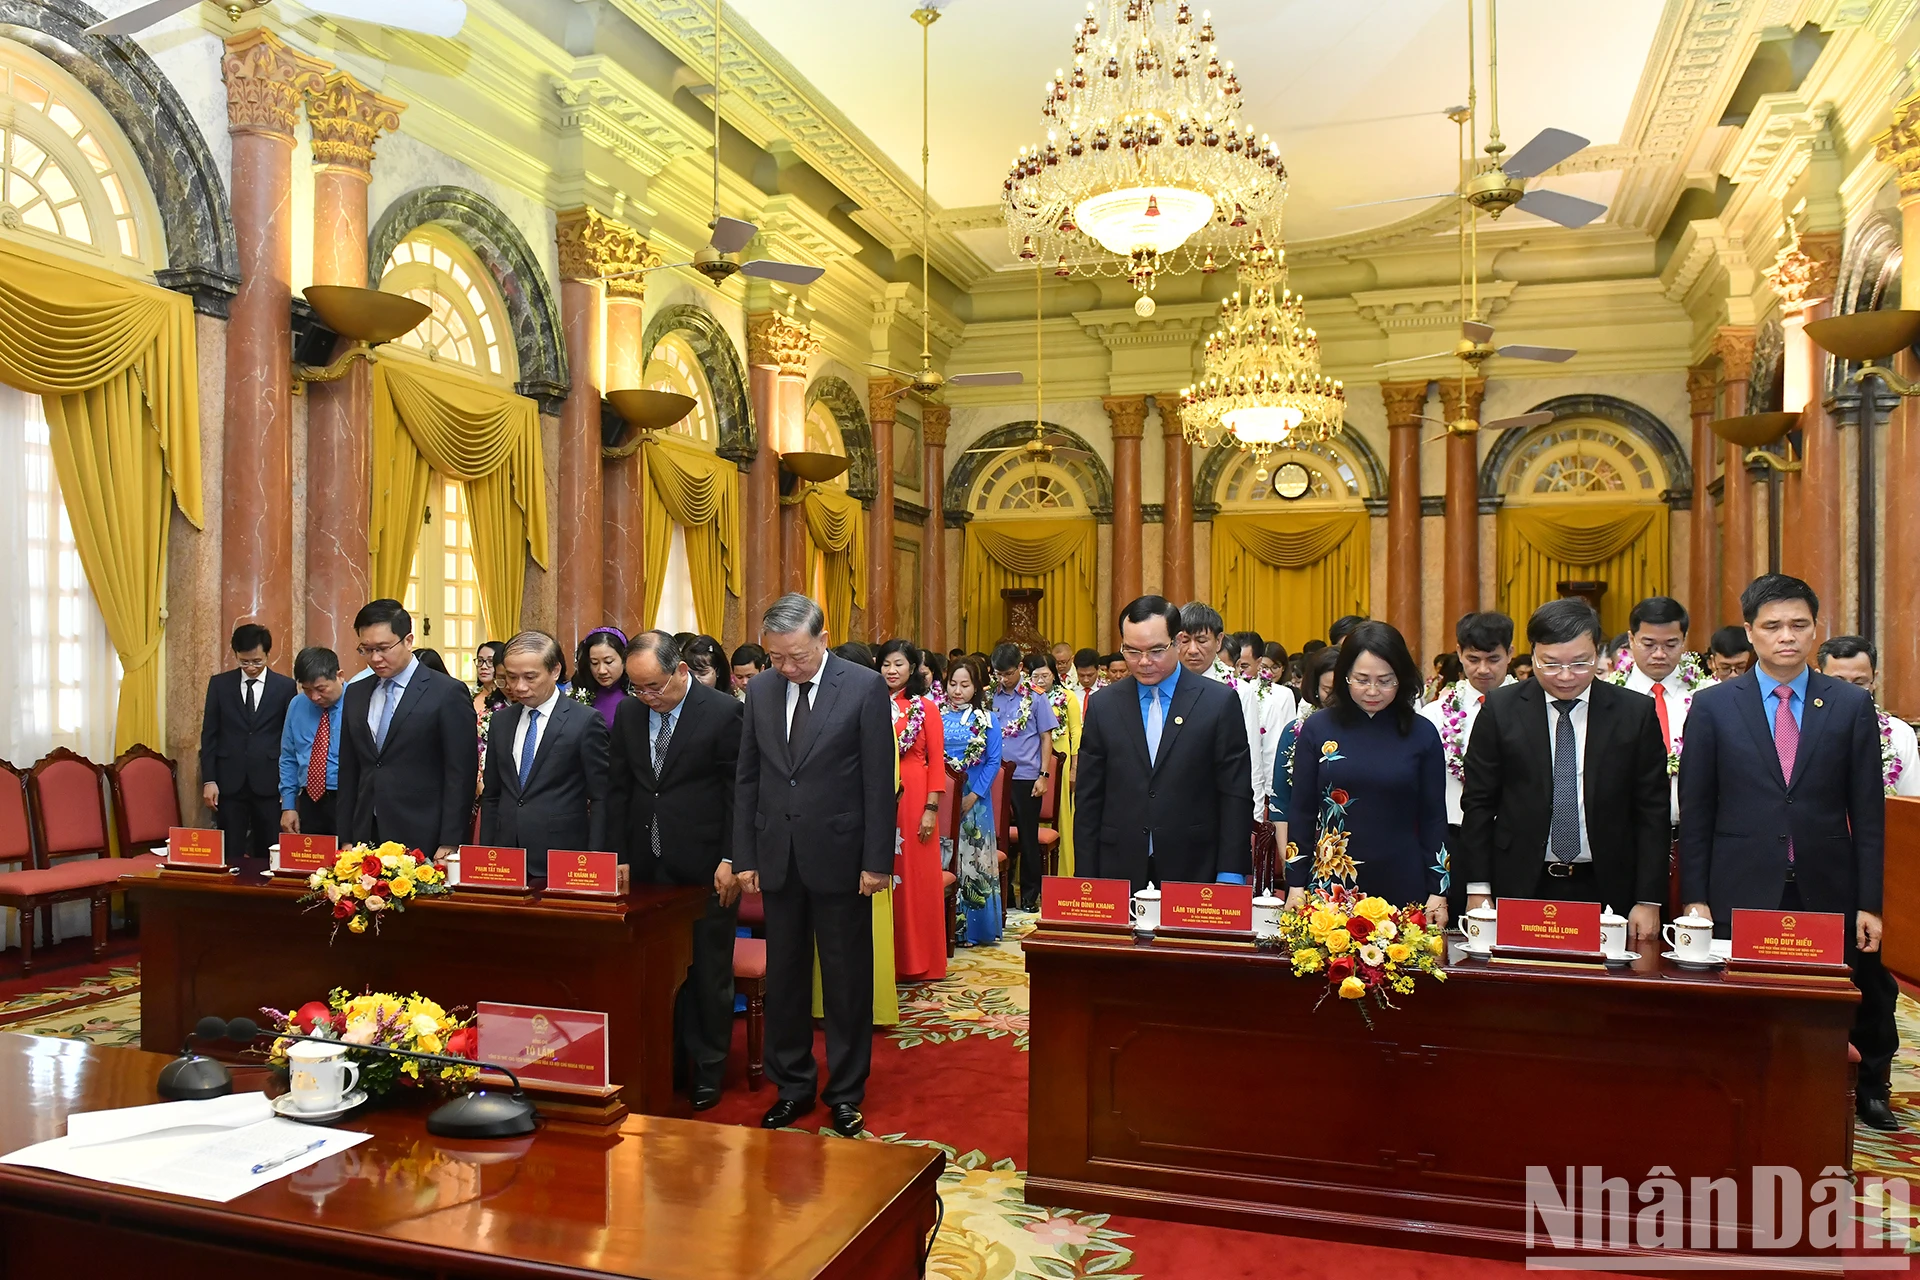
[1543,903,1558,919]
[1201,885,1214,902]
[1080,881,1093,896]
[488,849,500,862]
[577,852,588,866]
[1782,915,1796,930]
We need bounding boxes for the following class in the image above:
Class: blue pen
[250,1138,328,1175]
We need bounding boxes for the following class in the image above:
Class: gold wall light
[1710,411,1803,473]
[292,285,431,393]
[602,389,696,459]
[1804,310,1920,397]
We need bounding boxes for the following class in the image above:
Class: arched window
[971,451,1098,515]
[643,334,717,446]
[402,478,481,683]
[1216,440,1366,508]
[1499,419,1667,501]
[378,229,517,383]
[0,42,158,274]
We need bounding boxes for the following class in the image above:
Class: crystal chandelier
[1001,1,1288,312]
[1181,242,1345,458]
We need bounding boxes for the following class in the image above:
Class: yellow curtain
[369,360,549,639]
[638,434,741,637]
[1211,510,1370,651]
[801,486,866,642]
[961,518,1097,654]
[0,238,202,752]
[1497,502,1668,638]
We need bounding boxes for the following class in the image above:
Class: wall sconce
[1710,410,1803,473]
[292,286,430,393]
[778,450,850,498]
[602,389,696,459]
[1804,310,1920,397]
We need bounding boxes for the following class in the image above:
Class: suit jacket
[1678,669,1883,922]
[1459,678,1670,912]
[606,680,742,884]
[336,662,479,854]
[479,694,611,878]
[1073,671,1253,890]
[732,654,896,894]
[198,668,297,798]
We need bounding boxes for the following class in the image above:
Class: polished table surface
[130,866,707,1116]
[0,1032,943,1279]
[1024,928,1859,1260]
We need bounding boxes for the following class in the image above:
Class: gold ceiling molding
[305,71,405,174]
[222,29,331,142]
[556,207,659,300]
[1353,282,1518,336]
[746,308,820,377]
[1763,222,1843,312]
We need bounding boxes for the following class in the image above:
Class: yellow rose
[416,1032,443,1055]
[1307,908,1340,940]
[1325,928,1352,954]
[352,882,370,899]
[1387,943,1411,964]
[1291,948,1324,973]
[377,841,405,859]
[332,856,359,879]
[347,914,368,933]
[1338,975,1366,999]
[389,875,415,898]
[1428,934,1447,956]
[1355,896,1394,923]
[416,865,443,885]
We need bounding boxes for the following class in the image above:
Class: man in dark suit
[608,630,742,1111]
[1459,599,1670,944]
[1074,595,1253,890]
[1680,573,1896,1129]
[198,623,296,862]
[336,598,479,859]
[733,593,895,1137]
[479,630,609,879]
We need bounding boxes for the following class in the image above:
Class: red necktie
[1652,683,1671,751]
[1773,686,1798,865]
[306,710,330,802]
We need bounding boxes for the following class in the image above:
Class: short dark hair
[1740,573,1819,624]
[1527,599,1603,650]
[1023,651,1060,683]
[1435,653,1463,684]
[626,629,682,672]
[231,623,272,655]
[832,641,875,669]
[504,630,564,671]
[576,628,631,694]
[1100,652,1123,667]
[1511,652,1534,676]
[731,643,769,670]
[354,598,412,636]
[293,646,339,684]
[1455,611,1514,654]
[1264,640,1287,664]
[924,652,946,685]
[1329,615,1368,646]
[1302,638,1327,655]
[1232,630,1266,662]
[1629,596,1689,635]
[1179,601,1224,637]
[1122,596,1185,642]
[1301,646,1341,709]
[877,638,929,697]
[686,635,733,693]
[1073,647,1100,668]
[1817,635,1877,671]
[1709,625,1755,658]
[413,647,447,674]
[949,655,991,710]
[1327,621,1420,733]
[990,642,1023,672]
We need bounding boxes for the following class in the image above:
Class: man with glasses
[479,631,610,880]
[1815,636,1920,798]
[198,623,296,862]
[1075,595,1253,890]
[1460,599,1670,945]
[336,598,479,862]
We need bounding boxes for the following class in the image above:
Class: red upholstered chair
[0,758,32,886]
[732,937,766,1091]
[737,891,765,934]
[1008,751,1064,878]
[937,769,959,955]
[108,745,180,856]
[28,748,111,870]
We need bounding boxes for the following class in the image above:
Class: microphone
[156,1015,251,1100]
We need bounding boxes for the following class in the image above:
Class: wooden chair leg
[945,883,958,957]
[91,891,109,961]
[18,902,34,977]
[745,979,765,1092]
[38,904,53,948]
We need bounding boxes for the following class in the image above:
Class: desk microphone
[155,1015,250,1101]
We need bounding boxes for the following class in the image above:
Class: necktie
[650,709,674,858]
[518,708,540,789]
[1145,687,1164,764]
[788,679,812,754]
[1773,685,1798,866]
[1652,683,1671,751]
[374,678,399,750]
[245,678,258,714]
[305,709,330,802]
[1549,698,1581,864]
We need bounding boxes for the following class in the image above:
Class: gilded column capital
[1687,365,1719,417]
[304,71,403,175]
[1713,325,1757,383]
[747,308,820,377]
[1435,376,1486,424]
[921,403,950,449]
[1874,88,1920,206]
[555,207,658,301]
[223,30,330,142]
[869,375,902,428]
[1763,220,1843,313]
[1380,379,1431,428]
[1103,394,1147,439]
[1156,397,1182,437]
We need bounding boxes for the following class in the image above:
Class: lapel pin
[1174,716,1184,725]
[1813,698,1824,708]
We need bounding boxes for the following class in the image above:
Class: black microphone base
[157,1055,234,1100]
[427,1090,538,1139]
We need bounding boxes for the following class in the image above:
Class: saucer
[1661,949,1725,971]
[272,1088,367,1123]
[1602,950,1636,967]
[1458,941,1494,958]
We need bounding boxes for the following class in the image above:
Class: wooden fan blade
[1496,344,1577,364]
[948,371,1024,387]
[1374,352,1453,369]
[1481,411,1555,433]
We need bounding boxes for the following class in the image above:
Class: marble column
[1105,395,1146,622]
[1686,365,1718,630]
[1381,380,1429,646]
[602,296,646,631]
[778,372,809,596]
[220,31,329,649]
[748,310,821,607]
[743,359,781,632]
[1158,399,1194,607]
[1876,99,1920,713]
[1767,230,1844,632]
[555,277,604,653]
[303,72,401,663]
[920,404,950,654]
[1437,377,1486,631]
[868,377,901,641]
[1714,327,1757,630]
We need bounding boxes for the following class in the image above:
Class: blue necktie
[374,678,399,750]
[1549,699,1581,864]
[519,708,540,789]
[1145,687,1164,764]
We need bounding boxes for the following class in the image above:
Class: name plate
[1039,875,1130,927]
[1160,881,1254,934]
[1495,898,1603,954]
[457,844,527,891]
[476,1001,609,1091]
[273,833,336,876]
[1731,909,1846,967]
[166,827,225,870]
[546,850,627,897]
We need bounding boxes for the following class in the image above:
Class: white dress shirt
[1465,682,1592,898]
[1624,664,1690,823]
[1889,713,1920,798]
[366,656,419,737]
[1203,661,1298,822]
[1417,678,1509,826]
[242,675,262,713]
[511,688,562,776]
[784,665,822,735]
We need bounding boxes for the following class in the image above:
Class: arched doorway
[958,436,1104,654]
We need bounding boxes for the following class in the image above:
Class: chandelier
[1181,242,1345,458]
[1001,0,1288,312]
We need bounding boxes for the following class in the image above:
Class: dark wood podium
[130,869,707,1117]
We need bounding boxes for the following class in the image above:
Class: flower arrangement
[299,842,449,939]
[1881,712,1907,797]
[260,989,478,1099]
[892,692,928,753]
[1262,885,1447,1027]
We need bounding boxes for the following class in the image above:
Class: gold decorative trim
[921,403,950,449]
[305,72,405,174]
[1687,365,1718,417]
[869,375,903,428]
[1763,220,1842,313]
[1379,380,1431,428]
[222,30,330,142]
[555,207,657,300]
[1873,87,1920,205]
[1102,394,1147,439]
[746,309,820,377]
[1713,325,1757,384]
[1436,376,1486,424]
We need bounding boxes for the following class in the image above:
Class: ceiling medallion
[1001,1,1286,306]
[1180,242,1344,464]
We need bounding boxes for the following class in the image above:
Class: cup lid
[287,1039,346,1057]
[1676,912,1712,925]
[1468,903,1498,916]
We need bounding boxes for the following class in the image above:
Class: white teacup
[1662,912,1715,963]
[1130,885,1162,935]
[286,1040,360,1113]
[1600,906,1629,958]
[1252,893,1283,941]
[1462,902,1498,951]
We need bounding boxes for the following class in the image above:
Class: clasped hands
[1683,902,1883,952]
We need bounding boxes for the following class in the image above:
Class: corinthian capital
[1713,326,1756,384]
[304,72,404,175]
[747,309,820,377]
[555,208,658,301]
[1103,394,1147,439]
[1874,88,1920,205]
[223,30,330,142]
[1763,221,1843,313]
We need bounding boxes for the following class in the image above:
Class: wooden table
[1025,929,1859,1260]
[130,867,707,1117]
[0,1032,941,1279]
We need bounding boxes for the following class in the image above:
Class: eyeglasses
[1346,674,1399,692]
[355,639,405,659]
[236,657,268,671]
[1535,660,1596,676]
[1121,644,1174,662]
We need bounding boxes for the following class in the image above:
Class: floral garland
[1882,712,1906,797]
[1601,653,1715,776]
[1437,683,1473,783]
[892,693,928,753]
[1045,685,1070,731]
[1220,661,1283,701]
[476,704,495,773]
[945,705,989,772]
[1000,679,1037,735]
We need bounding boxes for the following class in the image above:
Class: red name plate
[1160,881,1254,933]
[275,833,336,874]
[1040,875,1131,926]
[476,1001,609,1090]
[1731,909,1845,966]
[1496,898,1603,952]
[166,827,224,868]
[458,845,527,890]
[549,850,622,895]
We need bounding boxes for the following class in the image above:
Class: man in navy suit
[198,623,296,862]
[1679,573,1897,1130]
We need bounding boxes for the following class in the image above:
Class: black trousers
[216,781,278,862]
[295,790,338,838]
[1006,780,1044,904]
[1782,882,1900,1094]
[1531,860,1603,903]
[1445,823,1467,923]
[762,870,873,1107]
[676,888,740,1092]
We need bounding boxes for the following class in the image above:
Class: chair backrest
[27,747,109,865]
[109,745,181,850]
[937,765,957,845]
[0,759,32,868]
[989,764,1006,844]
[1037,750,1064,824]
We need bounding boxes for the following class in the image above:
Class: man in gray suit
[734,594,895,1136]
[479,630,610,879]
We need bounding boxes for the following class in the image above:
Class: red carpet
[0,933,138,1003]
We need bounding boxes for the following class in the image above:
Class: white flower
[1372,919,1397,942]
[1359,944,1385,967]
[307,871,324,890]
[358,874,377,892]
[341,1017,380,1045]
[324,882,343,903]
[411,1012,441,1038]
[365,895,387,911]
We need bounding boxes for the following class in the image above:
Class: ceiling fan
[961,265,1091,466]
[598,0,824,290]
[88,0,466,38]
[869,6,1020,402]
